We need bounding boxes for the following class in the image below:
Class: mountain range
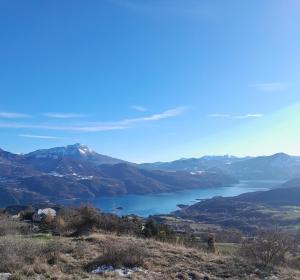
[141,153,300,180]
[0,144,237,206]
[1,144,300,207]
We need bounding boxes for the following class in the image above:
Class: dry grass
[0,215,31,236]
[0,230,299,279]
[88,239,148,269]
[0,235,72,276]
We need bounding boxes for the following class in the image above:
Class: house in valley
[32,208,57,223]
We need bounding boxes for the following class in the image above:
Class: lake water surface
[90,180,283,217]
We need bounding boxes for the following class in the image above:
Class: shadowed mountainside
[0,145,237,206]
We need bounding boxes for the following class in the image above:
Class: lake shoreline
[57,180,284,217]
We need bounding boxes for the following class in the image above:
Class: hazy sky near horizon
[0,0,300,162]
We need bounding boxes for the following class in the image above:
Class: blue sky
[0,0,299,162]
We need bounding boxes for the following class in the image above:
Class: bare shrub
[56,206,144,237]
[206,234,216,253]
[75,205,101,229]
[42,241,65,265]
[142,218,174,241]
[36,215,52,233]
[89,239,148,269]
[58,205,101,236]
[73,240,87,259]
[239,229,296,267]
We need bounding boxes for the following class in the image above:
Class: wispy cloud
[19,134,65,140]
[131,105,147,112]
[44,113,85,119]
[125,107,186,123]
[0,122,126,132]
[0,107,186,132]
[235,114,264,119]
[207,113,230,118]
[249,82,288,92]
[208,113,264,119]
[0,112,31,119]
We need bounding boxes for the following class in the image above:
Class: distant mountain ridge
[140,155,246,171]
[141,153,300,180]
[0,144,237,206]
[223,153,300,180]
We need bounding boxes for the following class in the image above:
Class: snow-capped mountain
[222,153,300,180]
[25,143,125,165]
[2,144,299,207]
[0,145,237,206]
[141,153,300,180]
[139,155,247,172]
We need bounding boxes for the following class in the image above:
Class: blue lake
[87,180,282,217]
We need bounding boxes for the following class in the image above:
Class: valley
[2,3,299,278]
[1,144,299,211]
[1,144,300,279]
[0,144,237,206]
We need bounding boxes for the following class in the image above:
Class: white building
[32,208,57,222]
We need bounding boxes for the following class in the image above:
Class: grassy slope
[1,232,300,280]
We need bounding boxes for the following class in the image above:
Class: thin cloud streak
[235,114,264,119]
[19,134,65,140]
[0,107,186,132]
[131,105,147,112]
[208,113,230,118]
[123,107,187,123]
[208,113,264,119]
[0,122,127,132]
[0,112,31,119]
[249,82,288,92]
[44,113,85,119]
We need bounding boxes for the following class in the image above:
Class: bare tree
[240,229,296,267]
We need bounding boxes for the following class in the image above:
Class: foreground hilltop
[15,232,296,280]
[1,205,299,280]
[0,144,236,206]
